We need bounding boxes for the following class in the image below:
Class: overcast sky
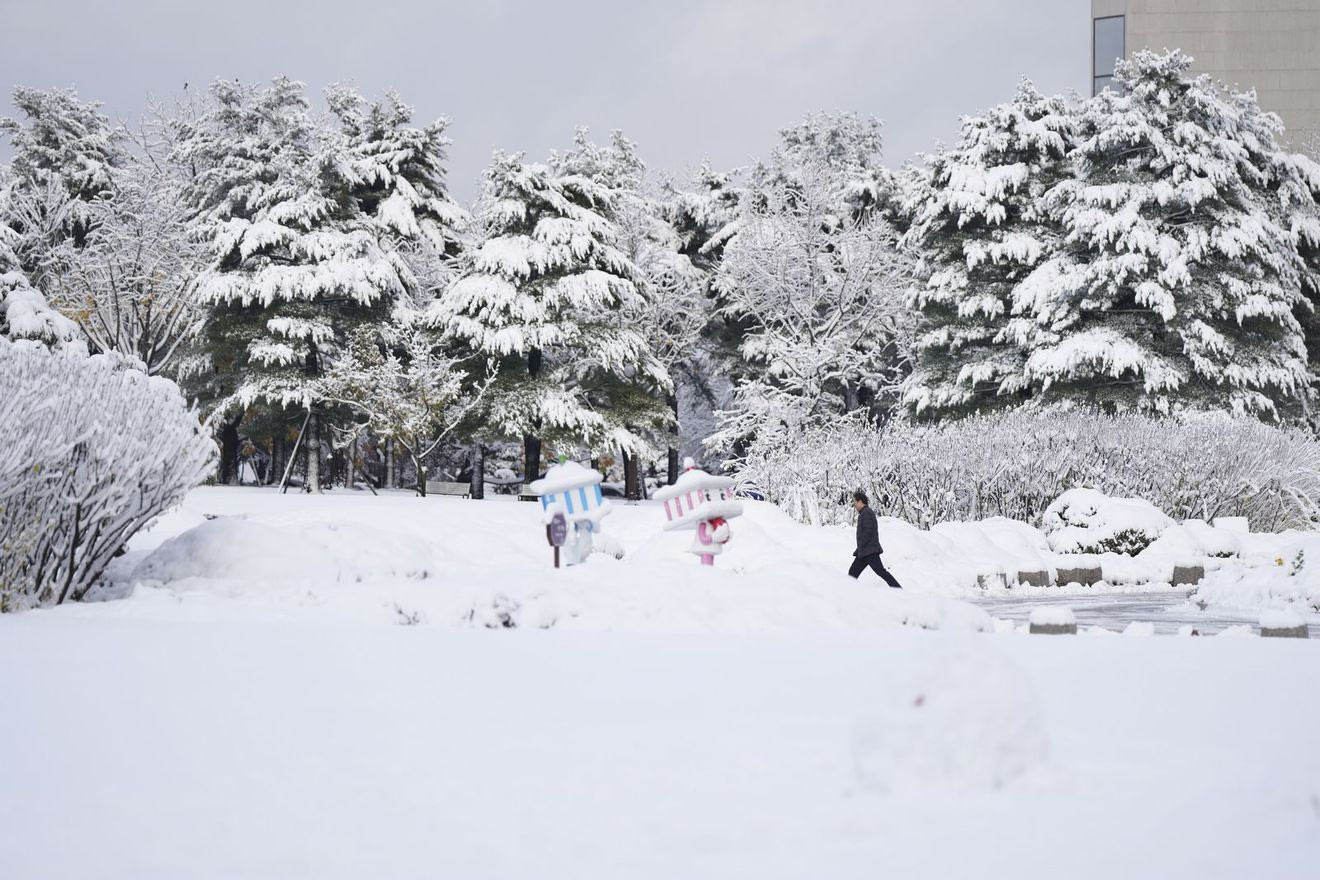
[0,0,1089,200]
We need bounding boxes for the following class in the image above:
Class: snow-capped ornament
[529,460,613,566]
[653,458,744,566]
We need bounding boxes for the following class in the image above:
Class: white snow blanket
[3,487,1319,879]
[102,489,991,634]
[87,488,1320,623]
[1192,531,1320,614]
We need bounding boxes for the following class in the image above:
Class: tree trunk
[843,383,861,413]
[268,439,282,486]
[219,417,241,485]
[666,392,681,485]
[524,348,543,481]
[305,409,322,494]
[523,434,542,483]
[414,453,427,497]
[623,448,641,501]
[469,444,485,500]
[383,438,396,489]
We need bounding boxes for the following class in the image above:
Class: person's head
[852,489,868,511]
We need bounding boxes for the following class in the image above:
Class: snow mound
[119,499,991,635]
[1260,609,1305,630]
[130,517,440,597]
[1042,488,1173,555]
[1191,534,1320,613]
[132,518,340,588]
[1178,519,1240,557]
[1029,606,1075,627]
[853,645,1047,792]
[1122,621,1155,637]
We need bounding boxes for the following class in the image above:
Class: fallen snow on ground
[84,488,992,634]
[1192,531,1320,614]
[1028,605,1076,626]
[72,487,1320,627]
[5,488,1319,878]
[2,618,1317,879]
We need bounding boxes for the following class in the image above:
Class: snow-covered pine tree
[181,78,407,492]
[436,148,670,482]
[322,86,474,489]
[553,129,706,492]
[660,163,744,470]
[324,85,468,301]
[1285,128,1320,422]
[901,81,1073,416]
[1026,50,1317,417]
[0,219,83,350]
[0,86,123,267]
[667,161,742,278]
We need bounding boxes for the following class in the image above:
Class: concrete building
[1091,0,1320,144]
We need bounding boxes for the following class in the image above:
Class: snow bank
[112,491,990,635]
[1259,609,1305,630]
[78,486,1320,626]
[1029,606,1076,627]
[132,517,440,594]
[1191,532,1320,614]
[1042,488,1173,555]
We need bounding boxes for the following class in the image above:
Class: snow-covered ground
[72,486,1320,630]
[76,487,996,633]
[3,487,1318,878]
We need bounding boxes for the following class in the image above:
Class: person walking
[848,490,902,588]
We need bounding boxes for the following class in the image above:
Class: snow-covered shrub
[1041,488,1173,555]
[728,407,1320,531]
[0,340,215,610]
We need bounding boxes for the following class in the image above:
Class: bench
[425,480,470,498]
[518,489,540,503]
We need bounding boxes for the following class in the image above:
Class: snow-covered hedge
[1042,489,1173,555]
[0,341,216,610]
[729,407,1320,530]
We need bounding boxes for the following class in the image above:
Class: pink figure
[654,459,742,566]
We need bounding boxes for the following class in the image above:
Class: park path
[971,590,1316,637]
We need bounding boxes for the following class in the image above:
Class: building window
[1093,15,1125,95]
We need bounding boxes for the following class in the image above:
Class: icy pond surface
[973,590,1316,637]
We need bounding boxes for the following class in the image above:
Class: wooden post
[279,410,313,494]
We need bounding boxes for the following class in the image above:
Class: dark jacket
[855,505,882,557]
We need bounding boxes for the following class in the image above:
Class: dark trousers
[849,553,902,588]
